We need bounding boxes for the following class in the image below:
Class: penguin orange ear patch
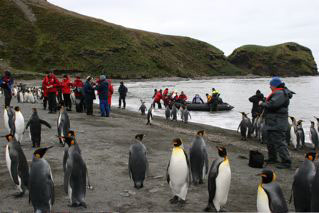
[71,140,75,145]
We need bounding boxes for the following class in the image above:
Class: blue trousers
[100,99,109,117]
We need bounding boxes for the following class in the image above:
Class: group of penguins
[237,112,319,149]
[139,101,192,125]
[4,104,91,212]
[14,85,42,104]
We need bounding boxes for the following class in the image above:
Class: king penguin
[310,121,319,150]
[63,130,81,173]
[311,158,319,212]
[139,101,147,115]
[256,169,288,213]
[292,151,317,212]
[146,105,154,125]
[205,146,231,212]
[128,134,149,189]
[57,105,70,146]
[289,116,298,150]
[4,106,15,134]
[25,108,51,147]
[189,130,208,185]
[314,116,319,133]
[167,138,190,205]
[14,106,25,143]
[237,112,252,140]
[182,107,191,123]
[29,146,55,212]
[296,120,305,149]
[171,104,178,121]
[64,132,88,208]
[5,133,29,197]
[165,105,171,120]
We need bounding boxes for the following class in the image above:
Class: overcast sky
[49,0,319,64]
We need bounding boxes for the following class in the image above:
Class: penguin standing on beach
[5,133,29,197]
[237,112,252,140]
[128,134,149,189]
[256,169,288,213]
[167,138,190,205]
[4,106,15,134]
[165,105,171,120]
[310,121,319,150]
[189,130,208,185]
[25,108,51,147]
[14,106,25,143]
[63,130,81,173]
[205,146,231,212]
[29,146,55,212]
[64,133,88,208]
[171,104,178,121]
[289,116,298,149]
[57,105,70,146]
[292,152,317,212]
[146,105,154,125]
[139,101,147,115]
[314,116,319,133]
[311,162,319,211]
[296,120,305,149]
[182,107,191,123]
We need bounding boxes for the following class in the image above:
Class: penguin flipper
[64,163,72,194]
[166,161,170,184]
[204,149,209,175]
[128,151,132,179]
[63,149,69,173]
[49,175,55,205]
[183,149,192,183]
[40,119,51,128]
[9,149,20,185]
[263,183,288,213]
[207,159,222,206]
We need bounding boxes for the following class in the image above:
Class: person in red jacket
[177,91,187,104]
[108,79,114,109]
[46,71,60,113]
[42,75,49,110]
[73,75,84,112]
[61,74,72,111]
[152,89,163,109]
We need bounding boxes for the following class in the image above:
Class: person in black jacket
[118,81,128,109]
[84,76,95,115]
[0,70,14,107]
[249,90,264,124]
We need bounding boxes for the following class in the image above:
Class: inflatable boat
[175,102,234,112]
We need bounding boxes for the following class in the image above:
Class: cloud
[49,0,319,63]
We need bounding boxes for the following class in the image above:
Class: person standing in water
[249,90,264,124]
[259,77,293,169]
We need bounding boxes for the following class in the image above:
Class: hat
[100,75,106,81]
[256,90,261,94]
[270,77,282,87]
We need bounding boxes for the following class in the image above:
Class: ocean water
[100,76,319,143]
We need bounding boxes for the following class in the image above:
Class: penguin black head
[5,134,14,142]
[33,146,53,159]
[135,134,144,141]
[289,116,295,122]
[64,136,76,147]
[257,169,276,184]
[32,108,37,113]
[311,121,315,127]
[172,138,183,147]
[216,146,227,158]
[314,116,319,122]
[297,120,303,125]
[240,112,248,118]
[305,152,318,161]
[197,130,205,136]
[14,106,20,112]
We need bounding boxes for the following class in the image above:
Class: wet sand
[0,93,306,212]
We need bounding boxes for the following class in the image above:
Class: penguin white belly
[15,113,25,142]
[4,109,9,132]
[290,127,297,148]
[213,160,231,211]
[257,184,271,213]
[168,149,189,200]
[20,93,24,103]
[6,145,13,181]
[30,93,35,103]
[68,182,73,203]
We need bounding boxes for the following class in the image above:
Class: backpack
[249,150,264,168]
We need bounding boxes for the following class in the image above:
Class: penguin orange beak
[256,173,267,177]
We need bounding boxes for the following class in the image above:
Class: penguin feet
[169,196,179,204]
[68,202,87,208]
[13,192,24,198]
[204,204,217,212]
[178,199,186,207]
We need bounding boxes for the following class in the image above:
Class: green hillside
[228,42,318,76]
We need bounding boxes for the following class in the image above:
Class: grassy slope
[228,43,318,76]
[0,0,245,78]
